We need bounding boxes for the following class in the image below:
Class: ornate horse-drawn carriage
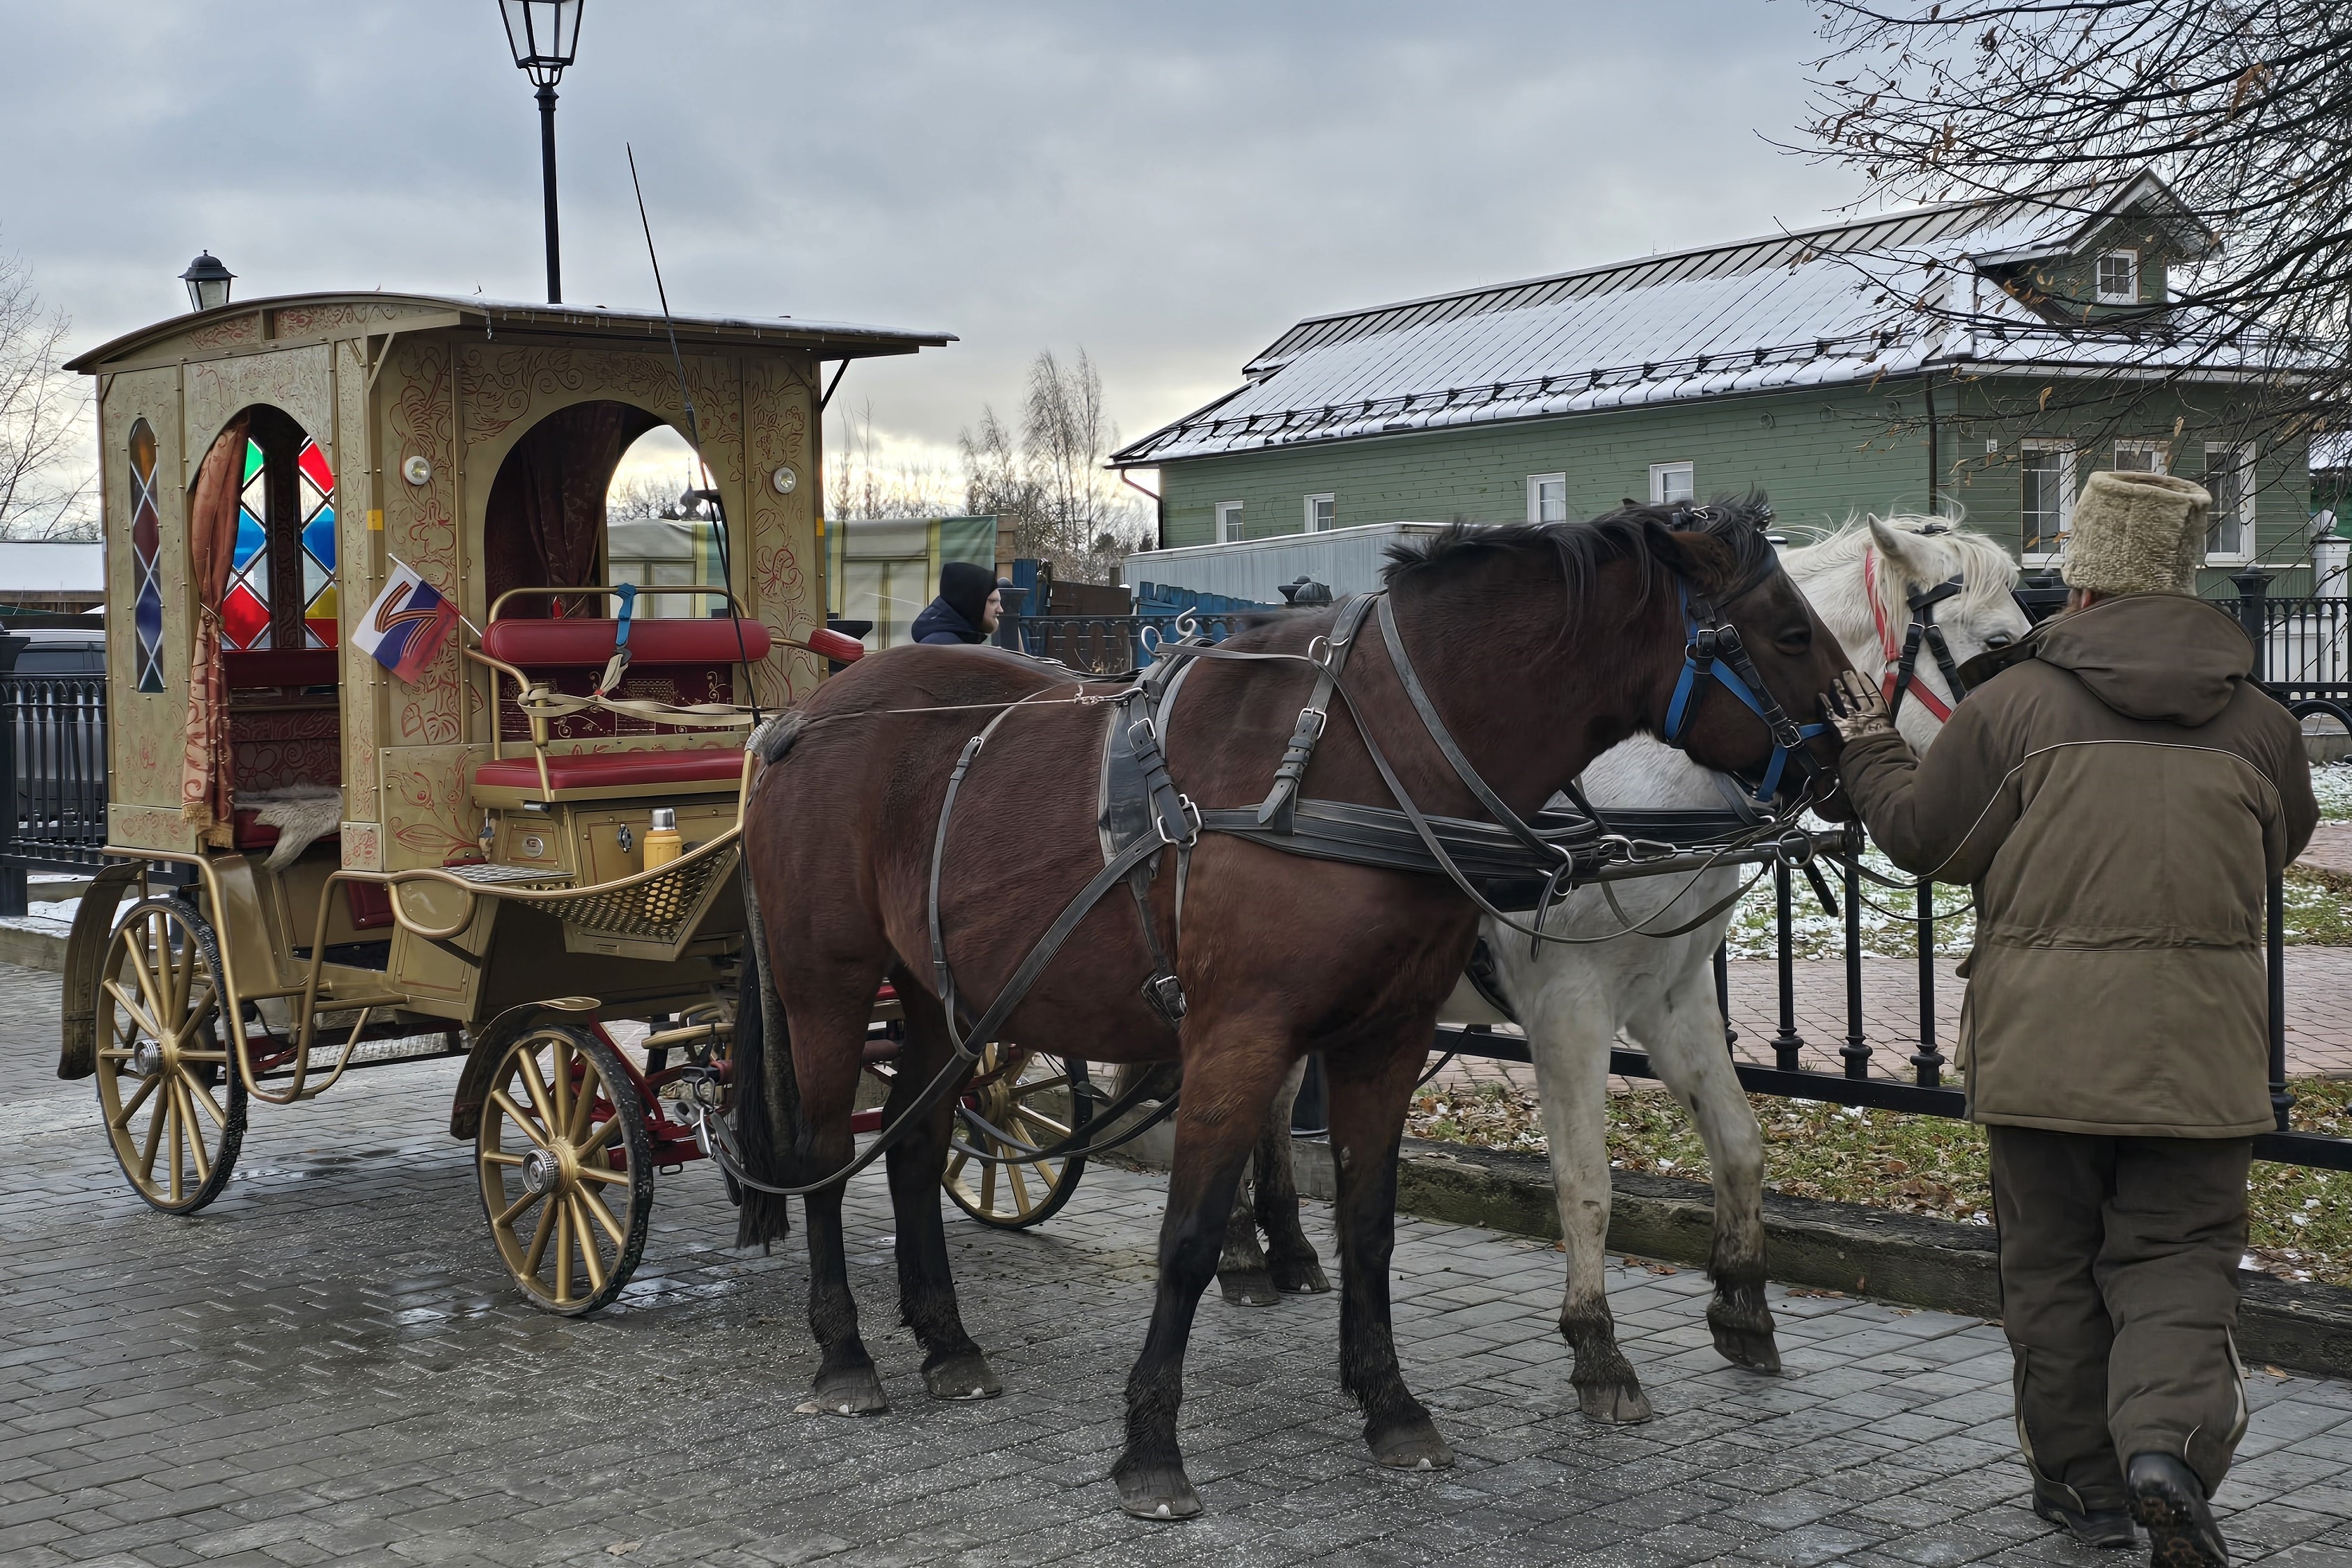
[56,292,1086,1314]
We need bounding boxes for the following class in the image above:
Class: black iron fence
[1436,842,2349,1172]
[1,667,108,914]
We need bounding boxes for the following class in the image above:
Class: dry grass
[1406,1078,2352,1288]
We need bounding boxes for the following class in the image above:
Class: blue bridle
[1659,574,1833,806]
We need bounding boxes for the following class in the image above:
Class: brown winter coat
[1836,594,2316,1137]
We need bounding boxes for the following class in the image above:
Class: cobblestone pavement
[5,963,2349,1568]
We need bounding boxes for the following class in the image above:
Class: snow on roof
[1114,175,2239,467]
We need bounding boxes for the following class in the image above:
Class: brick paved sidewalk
[3,961,2349,1568]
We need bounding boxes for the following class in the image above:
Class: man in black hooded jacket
[911,560,1002,645]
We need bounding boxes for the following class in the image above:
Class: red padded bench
[472,749,746,795]
[478,617,773,668]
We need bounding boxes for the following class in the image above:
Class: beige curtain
[180,416,249,845]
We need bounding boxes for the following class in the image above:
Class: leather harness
[1863,542,1973,723]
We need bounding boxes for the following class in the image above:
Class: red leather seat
[479,618,773,668]
[230,808,281,851]
[471,749,745,793]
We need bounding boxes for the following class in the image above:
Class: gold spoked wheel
[943,1045,1091,1230]
[93,897,248,1214]
[476,1025,653,1316]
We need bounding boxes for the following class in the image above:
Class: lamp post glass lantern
[180,252,235,313]
[499,0,584,304]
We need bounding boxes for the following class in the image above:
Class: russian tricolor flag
[350,558,457,683]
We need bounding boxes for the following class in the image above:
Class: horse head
[1636,496,1856,814]
[1785,513,2032,755]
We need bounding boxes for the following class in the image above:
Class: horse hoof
[799,1363,888,1416]
[1370,1421,1455,1471]
[1709,1322,1782,1374]
[1218,1269,1280,1306]
[1271,1257,1331,1294]
[1575,1380,1655,1425]
[923,1352,1002,1402]
[1115,1465,1202,1521]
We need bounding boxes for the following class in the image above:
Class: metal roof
[65,291,955,373]
[1113,175,2239,467]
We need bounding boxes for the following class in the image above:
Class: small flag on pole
[351,558,457,683]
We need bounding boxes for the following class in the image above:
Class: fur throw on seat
[235,784,343,872]
[2061,471,2212,597]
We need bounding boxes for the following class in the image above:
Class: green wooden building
[1115,173,2314,595]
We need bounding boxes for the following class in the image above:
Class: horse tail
[732,875,801,1251]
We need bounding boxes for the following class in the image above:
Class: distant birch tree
[0,244,94,540]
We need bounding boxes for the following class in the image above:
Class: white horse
[1216,514,2031,1421]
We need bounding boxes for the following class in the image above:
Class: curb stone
[1119,1123,2352,1379]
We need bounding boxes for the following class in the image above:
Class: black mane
[1380,493,1778,602]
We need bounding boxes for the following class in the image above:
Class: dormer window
[2096,249,2140,304]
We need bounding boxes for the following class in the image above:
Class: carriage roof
[66,290,955,373]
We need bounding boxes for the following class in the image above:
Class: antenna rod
[627,143,758,721]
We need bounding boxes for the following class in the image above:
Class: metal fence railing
[1,669,108,914]
[1435,843,2348,1173]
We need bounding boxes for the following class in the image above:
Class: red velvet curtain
[484,402,661,618]
[180,415,250,844]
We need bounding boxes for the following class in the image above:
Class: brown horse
[733,500,1851,1519]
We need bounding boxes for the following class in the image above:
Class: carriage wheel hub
[130,1040,169,1076]
[522,1147,566,1195]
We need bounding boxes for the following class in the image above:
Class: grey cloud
[3,0,1857,460]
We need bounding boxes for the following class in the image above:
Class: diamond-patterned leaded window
[220,423,337,652]
[128,420,166,692]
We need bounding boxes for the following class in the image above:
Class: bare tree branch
[0,241,95,541]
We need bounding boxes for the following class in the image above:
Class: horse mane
[1380,493,1780,606]
[1780,511,2022,636]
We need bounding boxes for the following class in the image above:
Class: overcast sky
[3,0,1865,486]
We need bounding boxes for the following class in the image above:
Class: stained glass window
[219,432,337,651]
[297,438,338,646]
[128,420,165,692]
[223,438,273,650]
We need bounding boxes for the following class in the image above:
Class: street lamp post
[499,0,586,305]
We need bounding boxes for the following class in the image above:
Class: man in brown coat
[1821,470,2315,1568]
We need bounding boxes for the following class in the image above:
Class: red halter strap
[1862,546,1954,724]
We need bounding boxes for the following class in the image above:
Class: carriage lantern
[178,251,234,313]
[497,0,585,304]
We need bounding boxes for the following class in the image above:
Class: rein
[708,549,1835,1196]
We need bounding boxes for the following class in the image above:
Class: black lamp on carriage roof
[497,0,586,306]
[178,251,233,313]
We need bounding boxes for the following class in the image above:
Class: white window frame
[2095,249,2140,305]
[1214,500,1244,544]
[1527,472,1568,525]
[1304,493,1335,533]
[2112,439,2170,475]
[2202,441,2256,566]
[2021,439,2076,565]
[1649,461,1695,507]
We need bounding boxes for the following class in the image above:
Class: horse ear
[1866,513,1915,574]
[1645,519,1730,586]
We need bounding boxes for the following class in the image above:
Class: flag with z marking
[350,557,458,683]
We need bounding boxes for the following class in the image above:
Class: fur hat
[2062,471,2211,596]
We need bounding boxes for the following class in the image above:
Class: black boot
[2033,1484,2138,1549]
[2127,1452,2229,1568]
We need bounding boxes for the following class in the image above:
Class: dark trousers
[1986,1126,2252,1512]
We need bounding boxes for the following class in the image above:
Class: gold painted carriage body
[55,293,986,1308]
